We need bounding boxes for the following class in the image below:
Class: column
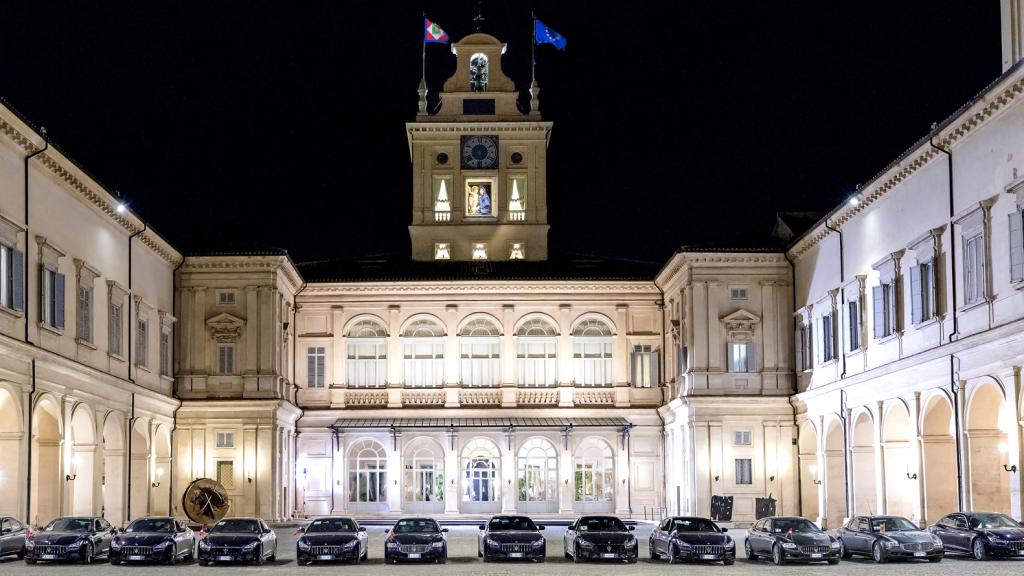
[707,282,722,371]
[760,281,778,377]
[1009,367,1023,520]
[691,282,708,388]
[501,429,515,513]
[388,432,402,513]
[193,287,208,375]
[613,304,629,385]
[955,380,969,510]
[559,428,573,514]
[615,431,630,516]
[386,306,402,385]
[501,306,516,406]
[780,422,798,515]
[331,306,345,387]
[873,402,887,514]
[910,392,926,523]
[244,286,259,375]
[331,432,346,514]
[557,304,573,406]
[444,431,459,514]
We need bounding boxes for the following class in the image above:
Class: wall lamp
[812,479,822,485]
[151,481,161,488]
[247,476,254,484]
[65,473,77,482]
[906,473,918,480]
[769,475,776,482]
[1004,464,1018,473]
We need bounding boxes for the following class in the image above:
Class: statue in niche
[466,183,492,216]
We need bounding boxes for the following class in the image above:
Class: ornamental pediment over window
[720,309,760,341]
[206,312,245,343]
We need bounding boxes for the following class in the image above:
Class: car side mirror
[628,526,635,531]
[536,525,545,530]
[441,528,449,533]
[478,524,486,530]
[358,528,366,533]
[296,527,305,534]
[1,528,10,535]
[721,527,729,533]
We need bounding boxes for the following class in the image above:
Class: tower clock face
[461,135,499,169]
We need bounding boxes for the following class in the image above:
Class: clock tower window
[509,242,526,260]
[470,53,489,92]
[508,175,526,221]
[434,243,451,261]
[433,177,452,222]
[472,243,488,260]
[465,179,495,217]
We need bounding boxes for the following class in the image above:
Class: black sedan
[563,515,638,563]
[834,515,942,563]
[649,516,735,564]
[476,515,545,562]
[296,516,367,564]
[745,516,841,565]
[24,516,117,564]
[197,517,277,565]
[384,518,448,564]
[1,517,28,560]
[929,511,1024,560]
[109,517,195,565]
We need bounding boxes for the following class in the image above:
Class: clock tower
[407,32,552,261]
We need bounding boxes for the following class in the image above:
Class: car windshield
[971,514,1021,529]
[488,516,538,531]
[127,519,174,533]
[210,519,260,533]
[393,519,440,534]
[578,517,627,532]
[870,518,919,532]
[671,518,718,532]
[45,518,93,532]
[773,519,819,534]
[306,518,357,533]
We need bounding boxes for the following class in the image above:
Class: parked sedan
[24,517,117,564]
[929,511,1024,560]
[649,516,735,564]
[197,517,277,565]
[109,517,195,565]
[477,515,545,562]
[834,515,942,563]
[745,516,841,565]
[384,518,448,564]
[563,515,638,563]
[296,516,367,564]
[1,517,28,560]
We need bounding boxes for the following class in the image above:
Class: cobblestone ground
[1,524,1020,576]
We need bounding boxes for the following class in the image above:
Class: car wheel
[360,547,367,562]
[197,559,208,566]
[828,558,840,565]
[929,556,942,563]
[573,544,584,563]
[840,541,852,559]
[255,545,265,566]
[81,543,94,565]
[649,540,659,560]
[772,544,786,566]
[166,549,177,566]
[724,557,735,566]
[668,543,679,564]
[872,542,886,564]
[745,540,757,561]
[972,538,990,561]
[268,551,276,562]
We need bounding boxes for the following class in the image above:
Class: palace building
[0,3,1023,528]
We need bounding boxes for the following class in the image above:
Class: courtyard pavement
[1,524,1020,575]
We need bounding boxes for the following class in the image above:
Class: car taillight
[198,528,206,539]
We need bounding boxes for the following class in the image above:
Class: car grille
[800,545,830,554]
[598,544,624,554]
[500,543,532,553]
[214,546,241,554]
[35,545,68,556]
[311,545,347,555]
[901,543,933,552]
[1008,541,1024,551]
[122,546,155,556]
[398,544,431,554]
[693,545,724,555]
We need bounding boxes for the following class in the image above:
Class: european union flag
[535,19,567,50]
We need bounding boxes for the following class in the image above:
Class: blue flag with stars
[535,19,567,50]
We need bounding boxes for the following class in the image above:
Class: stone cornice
[655,252,789,290]
[300,280,661,298]
[406,121,552,134]
[789,67,1024,261]
[180,255,303,294]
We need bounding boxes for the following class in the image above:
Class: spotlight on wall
[564,479,569,486]
[848,196,860,207]
[65,473,77,482]
[116,203,126,214]
[151,481,161,488]
[769,475,776,482]
[1004,464,1017,473]
[905,473,918,480]
[812,479,822,485]
[713,475,719,482]
[247,476,253,484]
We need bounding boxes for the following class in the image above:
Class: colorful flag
[535,19,567,50]
[424,18,449,43]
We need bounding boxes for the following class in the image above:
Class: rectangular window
[136,318,148,368]
[41,267,65,329]
[572,340,613,386]
[160,330,171,377]
[471,242,488,260]
[507,175,527,219]
[735,458,753,485]
[109,303,122,356]
[307,346,326,388]
[216,431,235,448]
[403,339,445,387]
[820,312,836,362]
[964,232,987,305]
[872,283,897,339]
[1010,210,1024,283]
[216,460,235,490]
[847,300,860,351]
[217,291,236,306]
[217,343,235,375]
[516,339,557,387]
[911,261,936,324]
[730,287,748,300]
[433,242,451,260]
[631,345,658,388]
[0,245,23,311]
[734,431,752,446]
[728,342,755,373]
[347,340,387,387]
[797,324,812,372]
[77,285,92,343]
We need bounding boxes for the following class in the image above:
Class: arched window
[574,438,615,512]
[470,53,489,92]
[461,438,500,504]
[517,438,557,505]
[403,441,444,510]
[402,319,445,387]
[460,318,500,386]
[516,318,557,387]
[572,318,613,386]
[348,440,386,504]
[347,320,387,387]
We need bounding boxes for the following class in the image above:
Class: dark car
[197,517,277,565]
[24,516,117,564]
[384,518,448,564]
[563,515,638,563]
[834,515,942,563]
[296,516,367,564]
[745,516,841,565]
[1,517,28,560]
[109,516,195,565]
[476,515,546,562]
[929,511,1024,560]
[649,516,735,565]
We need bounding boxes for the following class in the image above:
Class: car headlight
[883,539,899,549]
[297,539,310,550]
[932,535,944,546]
[199,540,211,550]
[154,540,173,549]
[782,542,797,549]
[725,540,736,549]
[67,540,84,549]
[986,533,1002,542]
[531,539,544,548]
[830,541,841,549]
[625,537,637,547]
[579,539,594,548]
[343,540,358,549]
[431,540,444,548]
[386,542,398,549]
[241,541,258,551]
[485,537,499,548]
[25,540,35,549]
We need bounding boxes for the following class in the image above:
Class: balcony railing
[434,211,451,222]
[508,210,526,222]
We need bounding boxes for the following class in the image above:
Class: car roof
[669,516,714,521]
[311,516,357,521]
[396,517,437,522]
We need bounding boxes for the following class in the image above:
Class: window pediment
[721,309,760,342]
[206,312,245,343]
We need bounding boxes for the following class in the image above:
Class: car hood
[302,533,360,545]
[782,532,832,546]
[486,531,544,544]
[392,533,444,545]
[673,532,731,546]
[31,532,91,545]
[203,534,261,546]
[983,528,1024,541]
[576,531,634,545]
[878,531,933,544]
[117,533,177,546]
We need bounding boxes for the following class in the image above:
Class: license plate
[914,552,926,557]
[128,555,146,561]
[810,553,823,558]
[407,553,421,559]
[216,555,234,561]
[41,554,57,560]
[600,552,618,558]
[701,554,718,559]
[1018,550,1024,556]
[509,552,524,558]
[318,555,334,560]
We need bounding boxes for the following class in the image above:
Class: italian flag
[424,18,449,43]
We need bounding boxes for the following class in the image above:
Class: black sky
[0,1,1002,265]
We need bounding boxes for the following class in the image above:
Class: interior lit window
[472,243,488,260]
[508,177,525,211]
[434,242,451,260]
[433,178,451,222]
[470,53,489,92]
[509,242,525,260]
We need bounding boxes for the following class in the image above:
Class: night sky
[0,1,1002,265]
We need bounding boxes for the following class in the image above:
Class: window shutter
[873,285,885,339]
[726,343,735,373]
[910,265,922,325]
[54,273,65,329]
[12,250,23,312]
[651,349,660,386]
[1012,211,1024,283]
[307,349,316,386]
[976,237,987,299]
[316,352,325,387]
[746,342,756,372]
[795,328,803,371]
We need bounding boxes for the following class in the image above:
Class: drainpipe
[783,251,804,517]
[124,223,146,522]
[126,392,135,521]
[823,220,848,379]
[168,256,184,516]
[950,356,965,511]
[839,390,851,520]
[25,359,36,524]
[23,128,47,344]
[23,130,46,525]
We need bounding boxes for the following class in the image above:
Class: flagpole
[421,13,427,83]
[531,12,537,85]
